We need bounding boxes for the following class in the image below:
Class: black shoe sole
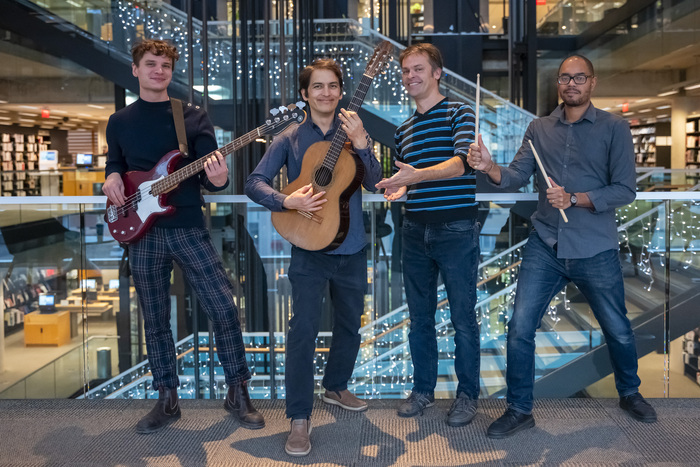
[135,413,181,434]
[446,417,475,427]
[621,408,657,423]
[397,402,435,418]
[224,403,266,429]
[487,417,535,439]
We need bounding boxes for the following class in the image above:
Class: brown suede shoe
[285,418,312,457]
[322,389,368,412]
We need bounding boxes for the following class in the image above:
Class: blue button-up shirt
[245,115,383,255]
[491,103,636,258]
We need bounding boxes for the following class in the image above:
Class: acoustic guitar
[271,41,393,251]
[105,103,306,244]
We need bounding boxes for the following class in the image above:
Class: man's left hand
[546,178,571,209]
[204,151,228,187]
[340,109,368,150]
[375,161,419,190]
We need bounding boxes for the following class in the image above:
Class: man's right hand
[103,172,126,206]
[467,134,492,171]
[282,183,327,211]
[382,185,407,201]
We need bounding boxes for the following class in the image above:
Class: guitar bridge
[106,205,118,223]
[297,210,323,224]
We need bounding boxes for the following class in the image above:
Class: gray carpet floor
[0,398,698,466]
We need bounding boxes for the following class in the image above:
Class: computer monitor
[108,279,120,290]
[38,293,56,313]
[39,150,59,171]
[81,278,98,300]
[81,278,97,290]
[76,153,93,167]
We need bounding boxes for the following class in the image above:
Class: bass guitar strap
[170,97,189,158]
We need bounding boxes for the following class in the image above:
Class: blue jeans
[506,230,641,414]
[285,247,367,419]
[401,218,481,398]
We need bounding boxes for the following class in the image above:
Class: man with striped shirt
[376,43,480,427]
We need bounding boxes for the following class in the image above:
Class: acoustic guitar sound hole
[314,166,333,187]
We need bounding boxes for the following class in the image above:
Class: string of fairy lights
[91,2,700,400]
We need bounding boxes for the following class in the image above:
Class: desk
[55,303,113,337]
[24,311,70,346]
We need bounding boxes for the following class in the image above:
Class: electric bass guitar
[105,103,306,244]
[271,41,393,251]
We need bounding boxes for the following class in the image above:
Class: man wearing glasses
[467,54,657,438]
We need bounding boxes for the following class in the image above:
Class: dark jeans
[285,246,367,419]
[130,227,251,390]
[401,218,481,398]
[506,230,641,414]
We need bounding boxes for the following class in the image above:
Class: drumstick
[474,74,480,141]
[528,139,568,223]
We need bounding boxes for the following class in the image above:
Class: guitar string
[320,74,373,173]
[110,119,287,218]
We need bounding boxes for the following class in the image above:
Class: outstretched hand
[381,185,407,201]
[375,161,418,191]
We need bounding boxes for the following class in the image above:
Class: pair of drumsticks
[474,75,568,223]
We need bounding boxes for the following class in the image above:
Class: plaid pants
[130,227,251,390]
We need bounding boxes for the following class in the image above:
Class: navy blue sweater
[395,98,477,224]
[105,98,225,229]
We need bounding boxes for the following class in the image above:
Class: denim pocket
[442,218,477,233]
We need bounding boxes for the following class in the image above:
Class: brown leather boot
[135,387,181,434]
[224,381,265,429]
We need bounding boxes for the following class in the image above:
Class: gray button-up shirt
[491,103,636,259]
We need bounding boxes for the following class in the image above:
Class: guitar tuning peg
[279,106,288,113]
[270,108,280,116]
[296,101,306,109]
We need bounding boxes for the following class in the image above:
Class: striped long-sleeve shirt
[394,98,477,224]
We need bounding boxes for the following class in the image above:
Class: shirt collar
[551,102,597,124]
[307,114,340,137]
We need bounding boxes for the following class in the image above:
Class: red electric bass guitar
[105,103,306,244]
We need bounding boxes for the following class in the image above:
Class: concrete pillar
[671,96,700,169]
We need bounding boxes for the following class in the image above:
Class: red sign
[536,0,546,5]
[41,109,50,118]
[622,103,629,112]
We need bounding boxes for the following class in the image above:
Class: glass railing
[1,193,699,402]
[0,336,118,399]
[537,0,631,36]
[538,0,700,37]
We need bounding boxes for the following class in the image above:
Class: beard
[560,89,589,107]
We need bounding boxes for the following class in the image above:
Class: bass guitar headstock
[263,102,307,137]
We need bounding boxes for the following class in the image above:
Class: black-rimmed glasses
[557,74,593,85]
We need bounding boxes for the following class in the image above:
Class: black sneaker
[446,392,478,427]
[397,392,435,417]
[620,392,657,423]
[487,408,535,439]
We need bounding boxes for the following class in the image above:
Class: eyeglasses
[557,74,593,85]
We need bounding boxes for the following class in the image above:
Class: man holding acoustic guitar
[103,39,264,434]
[376,43,481,427]
[245,58,383,457]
